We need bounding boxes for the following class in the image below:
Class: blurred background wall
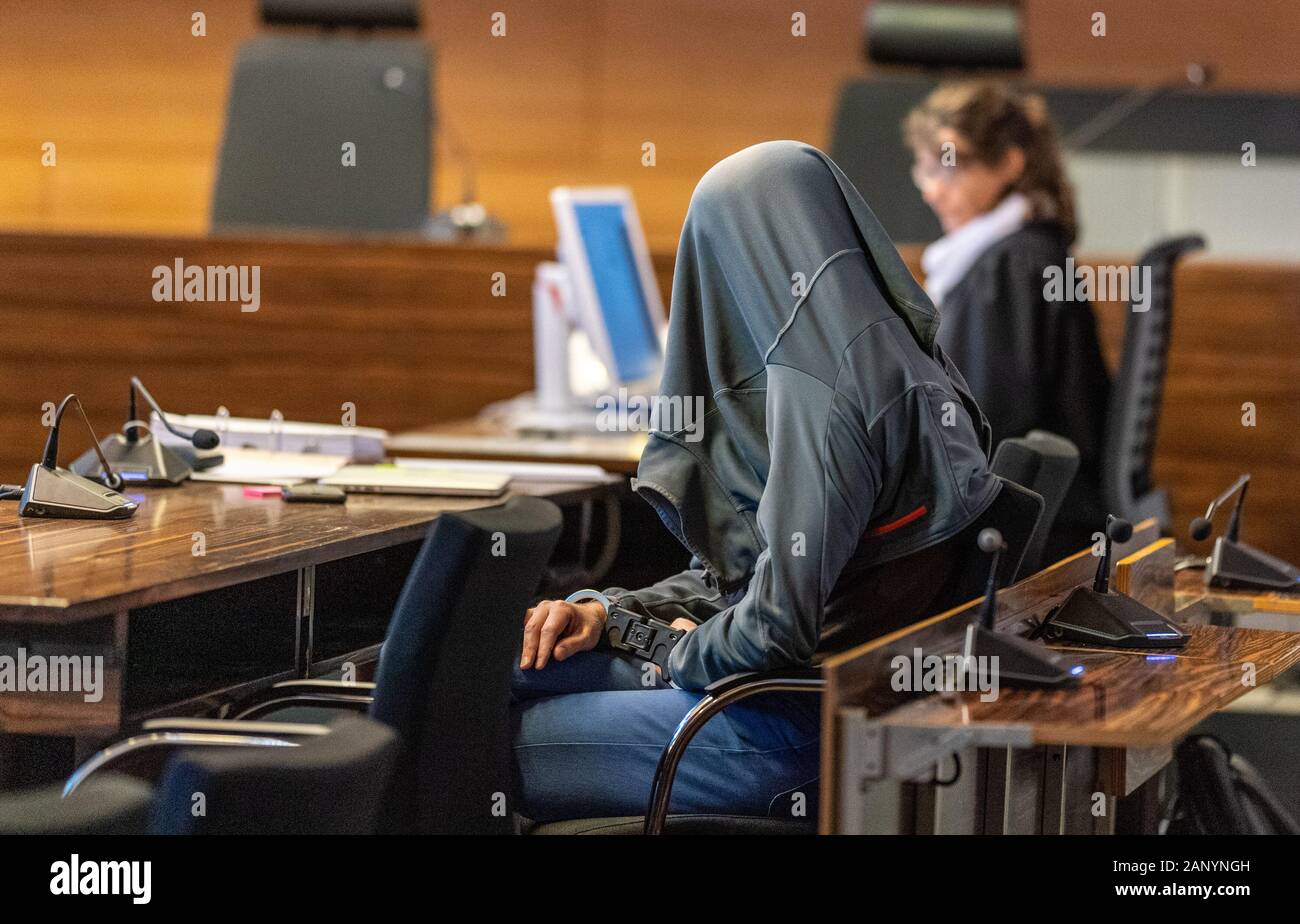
[3,0,1299,251]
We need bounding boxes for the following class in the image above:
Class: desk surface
[878,624,1300,748]
[389,417,646,475]
[0,478,617,624]
[1174,567,1300,616]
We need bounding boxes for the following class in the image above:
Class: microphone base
[969,625,1083,688]
[1207,537,1300,592]
[71,433,193,486]
[1040,587,1187,649]
[18,464,137,520]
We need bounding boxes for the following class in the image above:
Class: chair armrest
[703,668,823,696]
[230,679,376,720]
[645,669,824,834]
[64,725,324,797]
[141,718,333,737]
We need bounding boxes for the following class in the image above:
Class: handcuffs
[565,589,686,677]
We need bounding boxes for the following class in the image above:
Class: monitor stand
[494,262,660,438]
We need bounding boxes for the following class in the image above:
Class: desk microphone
[131,377,219,450]
[1191,474,1300,591]
[18,394,137,519]
[965,528,1082,688]
[71,377,220,486]
[1037,515,1187,649]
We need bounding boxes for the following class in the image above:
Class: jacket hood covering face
[631,141,993,591]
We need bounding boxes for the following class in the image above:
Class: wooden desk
[389,416,646,476]
[1175,567,1300,629]
[0,477,618,782]
[823,528,1300,834]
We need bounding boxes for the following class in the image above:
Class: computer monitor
[549,187,666,387]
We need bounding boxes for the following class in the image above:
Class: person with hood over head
[512,140,1004,822]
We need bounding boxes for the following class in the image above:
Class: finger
[534,605,573,670]
[520,601,551,668]
[553,621,600,662]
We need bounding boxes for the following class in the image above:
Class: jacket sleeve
[602,557,729,625]
[663,369,878,690]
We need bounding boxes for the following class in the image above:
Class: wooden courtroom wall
[3,1,1300,249]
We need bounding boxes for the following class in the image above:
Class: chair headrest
[865,1,1024,71]
[261,0,420,30]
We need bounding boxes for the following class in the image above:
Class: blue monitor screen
[572,202,661,383]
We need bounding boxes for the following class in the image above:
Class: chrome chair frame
[643,668,824,835]
[62,725,326,797]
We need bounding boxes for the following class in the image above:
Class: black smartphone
[282,483,347,504]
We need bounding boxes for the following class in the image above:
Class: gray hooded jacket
[606,142,1000,691]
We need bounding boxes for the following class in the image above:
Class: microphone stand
[1036,516,1187,648]
[19,394,137,520]
[71,378,220,486]
[965,528,1083,688]
[1191,475,1300,591]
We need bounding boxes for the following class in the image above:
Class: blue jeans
[510,649,821,822]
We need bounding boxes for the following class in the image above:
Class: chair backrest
[369,496,563,834]
[1100,235,1205,529]
[992,430,1080,574]
[0,773,153,835]
[211,19,433,234]
[150,715,399,834]
[1169,734,1300,835]
[949,477,1045,593]
[838,477,1044,645]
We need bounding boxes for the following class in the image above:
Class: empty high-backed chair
[829,1,1023,242]
[992,430,1080,572]
[211,0,433,234]
[1100,235,1205,530]
[150,715,399,834]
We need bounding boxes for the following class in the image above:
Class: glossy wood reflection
[878,625,1300,748]
[0,479,616,623]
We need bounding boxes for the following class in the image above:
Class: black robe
[934,221,1110,562]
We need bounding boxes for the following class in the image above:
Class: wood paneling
[2,1,1298,247]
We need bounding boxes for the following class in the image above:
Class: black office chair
[149,714,398,834]
[66,496,563,835]
[531,475,1045,836]
[991,430,1080,573]
[211,0,433,234]
[1100,235,1205,531]
[0,773,153,835]
[1167,734,1300,835]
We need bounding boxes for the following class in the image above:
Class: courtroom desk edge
[0,479,619,625]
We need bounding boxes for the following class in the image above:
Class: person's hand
[653,618,698,676]
[520,599,608,670]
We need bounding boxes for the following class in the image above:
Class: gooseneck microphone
[71,377,221,486]
[42,395,122,489]
[965,527,1082,688]
[1037,513,1186,649]
[17,394,137,520]
[1192,474,1299,590]
[1191,474,1250,544]
[976,528,1006,631]
[1093,514,1134,594]
[130,376,220,450]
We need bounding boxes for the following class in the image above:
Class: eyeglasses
[910,157,967,189]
